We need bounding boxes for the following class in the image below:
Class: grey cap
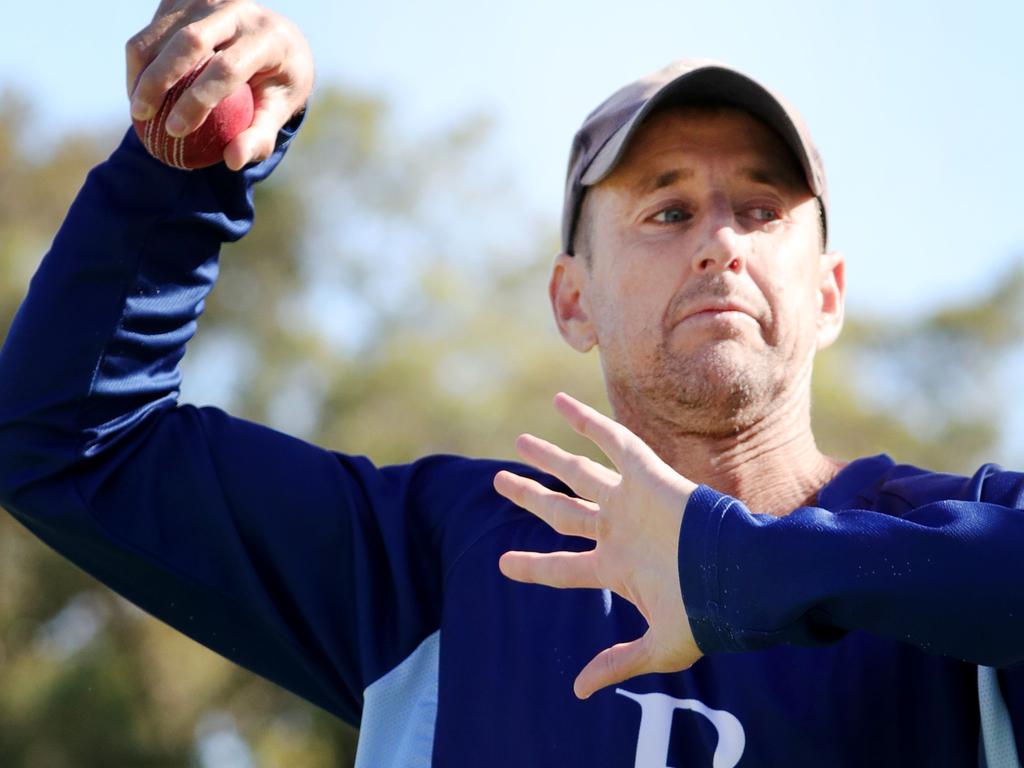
[561,58,828,254]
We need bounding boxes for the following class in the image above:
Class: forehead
[602,105,808,193]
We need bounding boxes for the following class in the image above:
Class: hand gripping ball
[133,59,254,170]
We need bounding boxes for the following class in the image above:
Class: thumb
[573,634,654,700]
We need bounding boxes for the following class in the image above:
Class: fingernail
[165,114,186,137]
[131,99,154,121]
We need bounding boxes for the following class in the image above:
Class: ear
[816,250,845,350]
[549,252,597,353]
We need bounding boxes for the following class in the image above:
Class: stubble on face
[604,272,801,439]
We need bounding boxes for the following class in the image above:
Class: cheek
[755,240,822,343]
[770,279,821,349]
[591,272,670,351]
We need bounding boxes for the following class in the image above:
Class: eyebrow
[740,164,804,190]
[637,169,694,195]
[633,163,804,197]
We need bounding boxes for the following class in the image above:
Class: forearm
[681,478,1024,666]
[0,126,293,499]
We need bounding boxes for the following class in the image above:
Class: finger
[164,31,282,139]
[573,635,656,700]
[126,31,154,99]
[494,470,600,539]
[131,10,240,122]
[222,86,297,170]
[125,10,185,98]
[514,433,618,502]
[553,392,643,473]
[499,550,601,589]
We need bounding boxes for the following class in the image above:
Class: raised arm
[0,2,445,725]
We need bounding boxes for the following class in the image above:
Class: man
[1,1,1022,765]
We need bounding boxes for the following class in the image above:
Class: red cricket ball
[133,60,254,170]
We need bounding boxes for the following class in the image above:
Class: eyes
[748,206,782,222]
[648,204,782,226]
[651,207,691,224]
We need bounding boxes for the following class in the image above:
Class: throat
[616,381,844,516]
[699,445,846,515]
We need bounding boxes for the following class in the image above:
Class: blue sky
[6,0,1023,318]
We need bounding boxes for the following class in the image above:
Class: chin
[632,344,783,434]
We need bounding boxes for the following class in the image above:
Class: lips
[662,278,763,333]
[679,302,756,323]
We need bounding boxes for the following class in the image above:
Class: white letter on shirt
[616,688,745,768]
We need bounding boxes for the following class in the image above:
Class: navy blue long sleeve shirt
[1,126,1023,766]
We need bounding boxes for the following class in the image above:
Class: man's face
[550,106,844,436]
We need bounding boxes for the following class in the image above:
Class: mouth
[678,303,756,324]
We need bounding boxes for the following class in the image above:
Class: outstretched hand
[494,392,703,700]
[126,0,314,170]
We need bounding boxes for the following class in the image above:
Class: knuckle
[175,22,208,53]
[627,433,648,456]
[613,430,630,452]
[125,33,150,63]
[569,454,588,477]
[552,505,568,532]
[602,650,620,679]
[207,54,241,83]
[252,8,274,30]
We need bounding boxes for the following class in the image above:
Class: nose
[690,201,745,275]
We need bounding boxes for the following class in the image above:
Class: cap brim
[579,66,824,201]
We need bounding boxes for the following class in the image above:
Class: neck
[611,365,844,516]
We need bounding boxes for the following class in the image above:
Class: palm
[494,392,703,699]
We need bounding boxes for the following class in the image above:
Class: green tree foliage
[0,82,1020,764]
[813,265,1024,473]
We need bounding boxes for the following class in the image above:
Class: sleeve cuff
[678,484,745,654]
[118,105,307,185]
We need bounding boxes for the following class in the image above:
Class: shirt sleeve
[0,125,445,725]
[678,469,1024,668]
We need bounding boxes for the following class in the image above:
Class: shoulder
[824,453,1024,513]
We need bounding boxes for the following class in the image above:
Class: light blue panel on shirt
[354,631,440,768]
[978,665,1022,768]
